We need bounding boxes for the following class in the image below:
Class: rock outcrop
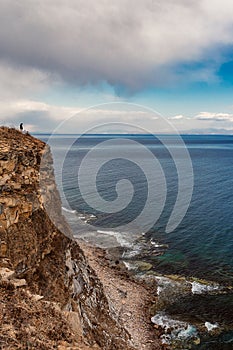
[0,127,134,350]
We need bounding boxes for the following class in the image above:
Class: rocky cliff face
[0,127,134,350]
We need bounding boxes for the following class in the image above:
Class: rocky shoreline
[77,239,161,350]
[75,230,233,349]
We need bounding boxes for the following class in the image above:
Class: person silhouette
[20,123,23,132]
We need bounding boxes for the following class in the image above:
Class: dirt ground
[78,240,162,350]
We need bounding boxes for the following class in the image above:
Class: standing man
[20,123,23,132]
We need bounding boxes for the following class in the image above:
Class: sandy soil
[77,239,162,350]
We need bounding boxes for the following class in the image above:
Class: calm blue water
[38,134,233,285]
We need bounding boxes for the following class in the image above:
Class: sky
[1,0,233,134]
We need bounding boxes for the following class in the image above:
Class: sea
[37,134,233,349]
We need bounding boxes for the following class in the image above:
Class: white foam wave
[151,312,198,344]
[150,238,166,248]
[62,207,96,222]
[191,281,220,294]
[205,322,219,332]
[62,206,76,214]
[151,312,186,332]
[97,230,132,248]
[78,215,86,219]
[177,325,198,339]
[125,249,141,258]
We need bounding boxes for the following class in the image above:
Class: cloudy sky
[1,0,233,133]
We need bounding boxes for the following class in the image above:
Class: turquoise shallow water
[38,134,233,348]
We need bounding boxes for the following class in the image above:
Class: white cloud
[0,100,160,132]
[2,99,233,134]
[0,99,81,131]
[169,115,188,120]
[195,111,233,122]
[164,110,233,134]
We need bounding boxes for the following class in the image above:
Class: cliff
[0,127,135,350]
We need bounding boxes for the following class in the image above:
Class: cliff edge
[0,127,135,350]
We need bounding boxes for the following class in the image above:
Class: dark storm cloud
[1,0,233,91]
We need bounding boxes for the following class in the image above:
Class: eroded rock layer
[0,127,134,350]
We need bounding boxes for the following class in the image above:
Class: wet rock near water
[122,236,168,261]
